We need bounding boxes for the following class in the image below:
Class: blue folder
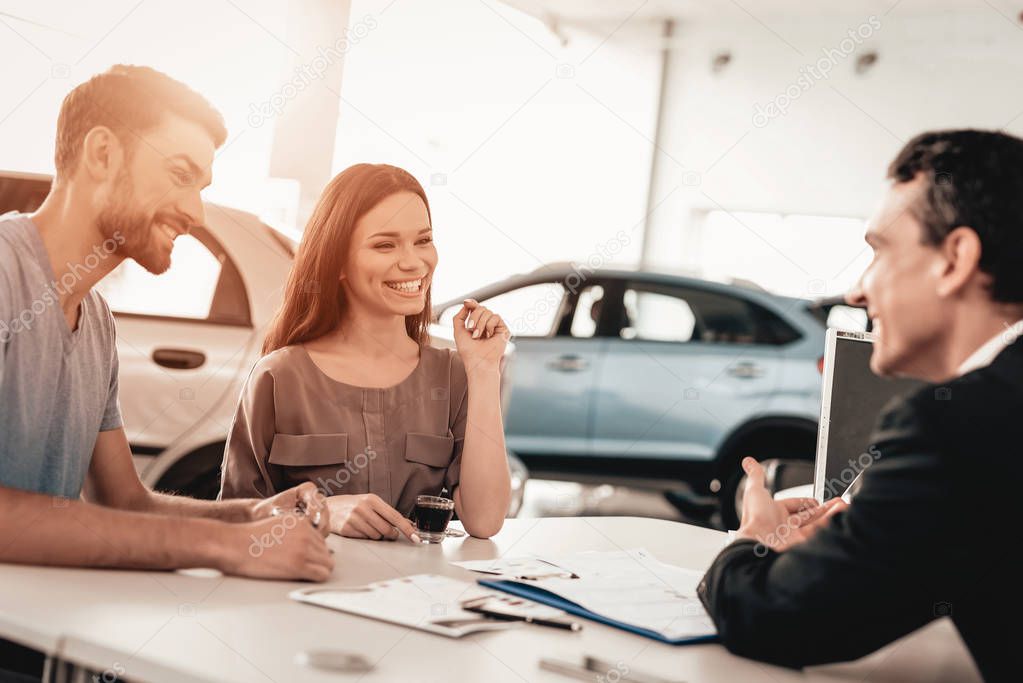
[477,579,719,645]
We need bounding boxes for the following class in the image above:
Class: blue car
[434,262,832,527]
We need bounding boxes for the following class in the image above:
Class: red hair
[263,164,432,354]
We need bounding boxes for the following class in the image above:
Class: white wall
[0,1,663,305]
[644,8,1023,297]
[331,0,662,303]
[0,0,300,213]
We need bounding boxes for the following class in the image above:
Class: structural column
[268,0,352,229]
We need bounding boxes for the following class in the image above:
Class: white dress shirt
[955,319,1023,377]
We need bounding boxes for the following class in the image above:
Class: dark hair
[262,164,433,355]
[54,64,227,179]
[888,129,1023,303]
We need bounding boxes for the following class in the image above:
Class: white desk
[0,517,981,683]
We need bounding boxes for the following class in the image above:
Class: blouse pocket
[405,431,455,468]
[268,433,348,467]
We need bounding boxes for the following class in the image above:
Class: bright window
[96,235,222,320]
[700,211,870,299]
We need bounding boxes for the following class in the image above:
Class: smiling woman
[219,164,513,541]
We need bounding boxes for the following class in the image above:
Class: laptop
[813,329,922,502]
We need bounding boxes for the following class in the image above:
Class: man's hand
[217,512,335,582]
[326,494,421,543]
[251,482,330,537]
[736,457,847,552]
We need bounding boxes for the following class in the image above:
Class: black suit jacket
[699,337,1023,682]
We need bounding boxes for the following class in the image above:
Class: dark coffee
[411,500,454,533]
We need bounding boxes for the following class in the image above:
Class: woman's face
[342,191,437,318]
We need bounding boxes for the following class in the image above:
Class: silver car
[435,262,828,527]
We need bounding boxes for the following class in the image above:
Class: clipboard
[477,579,718,646]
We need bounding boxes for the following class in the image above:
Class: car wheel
[153,445,224,500]
[181,467,223,500]
[507,450,528,518]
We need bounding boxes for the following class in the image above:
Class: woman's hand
[326,494,421,543]
[453,299,509,373]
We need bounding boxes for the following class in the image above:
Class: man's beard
[97,170,171,275]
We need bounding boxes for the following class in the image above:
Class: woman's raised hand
[453,299,509,372]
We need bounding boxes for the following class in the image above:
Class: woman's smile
[384,276,426,297]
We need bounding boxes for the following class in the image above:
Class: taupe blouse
[219,344,468,517]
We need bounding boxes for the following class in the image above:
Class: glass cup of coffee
[410,495,455,543]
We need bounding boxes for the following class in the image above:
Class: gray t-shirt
[0,213,122,498]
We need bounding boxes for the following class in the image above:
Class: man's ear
[935,226,984,298]
[79,126,125,182]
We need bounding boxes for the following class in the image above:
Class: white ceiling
[501,0,1017,26]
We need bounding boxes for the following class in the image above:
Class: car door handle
[547,354,589,372]
[726,361,764,379]
[152,348,206,370]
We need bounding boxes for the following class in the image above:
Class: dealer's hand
[735,457,847,552]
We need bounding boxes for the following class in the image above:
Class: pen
[523,615,582,631]
[519,571,580,580]
[462,604,582,631]
[840,470,864,503]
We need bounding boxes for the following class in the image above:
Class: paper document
[290,574,566,638]
[464,548,715,641]
[452,556,576,579]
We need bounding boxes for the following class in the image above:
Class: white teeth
[385,279,423,293]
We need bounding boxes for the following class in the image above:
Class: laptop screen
[813,330,922,501]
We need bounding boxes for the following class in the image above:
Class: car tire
[153,444,225,501]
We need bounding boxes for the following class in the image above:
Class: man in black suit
[699,129,1023,683]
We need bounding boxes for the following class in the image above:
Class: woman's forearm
[457,365,512,537]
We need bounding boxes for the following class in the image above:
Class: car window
[568,285,604,338]
[825,304,868,331]
[755,304,803,343]
[620,288,697,342]
[618,284,799,345]
[96,235,222,320]
[0,176,50,213]
[684,288,759,343]
[444,282,565,337]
